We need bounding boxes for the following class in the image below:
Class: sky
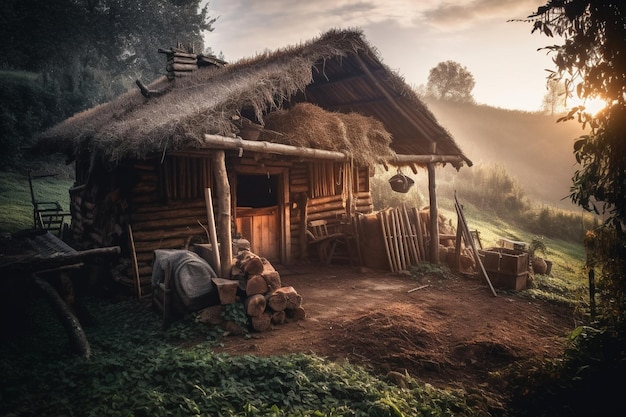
[202,0,555,113]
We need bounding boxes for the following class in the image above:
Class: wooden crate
[478,247,529,291]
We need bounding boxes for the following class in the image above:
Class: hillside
[425,99,588,210]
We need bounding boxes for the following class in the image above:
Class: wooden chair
[306,219,353,265]
[28,170,70,237]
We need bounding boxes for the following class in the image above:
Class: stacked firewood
[203,249,305,332]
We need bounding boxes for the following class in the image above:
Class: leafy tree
[529,0,626,229]
[0,0,217,166]
[426,61,475,102]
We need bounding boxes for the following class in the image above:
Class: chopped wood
[265,291,287,312]
[251,311,272,332]
[275,286,302,309]
[211,277,239,305]
[286,306,306,321]
[262,270,281,292]
[236,250,264,275]
[245,274,268,296]
[244,294,266,317]
[271,310,286,325]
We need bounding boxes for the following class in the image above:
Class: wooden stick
[407,284,429,293]
[128,224,142,298]
[379,211,394,272]
[454,192,497,297]
[204,188,221,274]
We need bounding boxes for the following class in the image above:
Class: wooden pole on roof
[212,150,232,278]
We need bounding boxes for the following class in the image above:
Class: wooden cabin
[36,29,472,293]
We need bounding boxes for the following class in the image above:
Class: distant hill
[424,99,588,210]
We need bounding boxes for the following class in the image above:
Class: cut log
[262,270,281,292]
[261,257,276,273]
[244,294,266,317]
[286,306,306,321]
[245,274,268,296]
[265,291,287,312]
[251,311,272,332]
[275,286,302,309]
[211,278,239,305]
[236,250,264,275]
[271,310,286,325]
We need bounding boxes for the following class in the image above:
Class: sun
[572,96,607,116]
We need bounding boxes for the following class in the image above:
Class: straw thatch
[36,28,470,168]
[261,103,395,166]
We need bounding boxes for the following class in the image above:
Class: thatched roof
[37,28,471,168]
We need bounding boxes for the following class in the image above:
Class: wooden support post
[212,151,232,278]
[427,163,439,263]
[204,188,221,274]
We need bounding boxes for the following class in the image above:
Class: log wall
[68,153,375,292]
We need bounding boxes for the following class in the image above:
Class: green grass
[0,170,73,233]
[0,297,479,417]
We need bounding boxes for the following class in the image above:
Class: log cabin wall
[289,162,373,260]
[67,152,375,292]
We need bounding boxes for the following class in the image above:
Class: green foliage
[528,0,626,227]
[505,325,626,417]
[0,71,69,167]
[0,1,218,167]
[0,295,480,417]
[584,226,626,327]
[221,302,250,330]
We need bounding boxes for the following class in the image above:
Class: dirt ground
[214,264,576,402]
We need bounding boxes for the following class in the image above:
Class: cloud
[422,0,544,30]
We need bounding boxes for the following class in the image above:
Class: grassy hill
[425,99,588,210]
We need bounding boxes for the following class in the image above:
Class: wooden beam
[212,150,232,278]
[203,134,347,161]
[427,163,439,263]
[353,54,435,145]
[392,154,471,166]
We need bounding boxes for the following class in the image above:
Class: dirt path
[214,264,575,400]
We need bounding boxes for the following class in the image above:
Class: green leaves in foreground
[1,296,476,417]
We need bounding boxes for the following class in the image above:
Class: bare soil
[215,264,575,402]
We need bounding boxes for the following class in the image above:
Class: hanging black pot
[389,171,415,193]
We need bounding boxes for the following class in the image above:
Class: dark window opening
[237,174,278,208]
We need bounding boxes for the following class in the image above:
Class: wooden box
[478,247,529,291]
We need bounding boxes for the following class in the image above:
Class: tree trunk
[32,275,91,358]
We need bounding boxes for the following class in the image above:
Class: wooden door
[236,206,279,261]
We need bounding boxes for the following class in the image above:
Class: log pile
[201,249,305,332]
